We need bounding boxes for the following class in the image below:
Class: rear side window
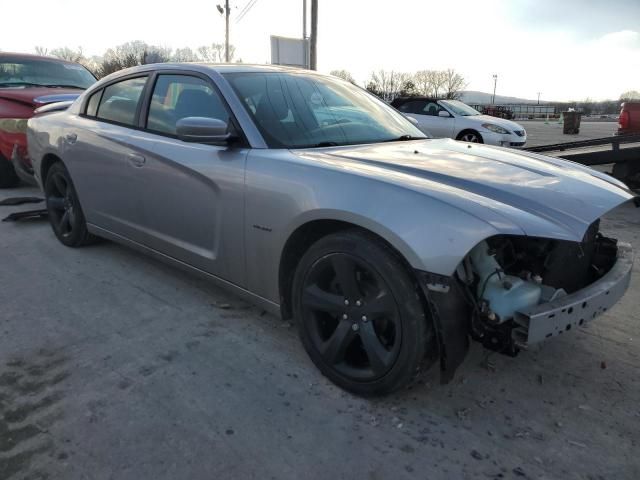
[85,90,102,117]
[146,74,228,136]
[397,100,426,114]
[96,76,148,126]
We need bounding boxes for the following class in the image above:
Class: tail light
[619,110,630,130]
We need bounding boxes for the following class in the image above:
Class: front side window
[146,74,228,136]
[224,72,425,148]
[96,76,148,126]
[422,101,443,116]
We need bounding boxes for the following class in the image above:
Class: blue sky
[2,0,639,101]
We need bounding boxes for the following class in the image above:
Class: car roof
[392,96,442,104]
[0,52,80,65]
[116,62,321,75]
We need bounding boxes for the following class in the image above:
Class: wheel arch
[278,215,421,321]
[40,153,64,184]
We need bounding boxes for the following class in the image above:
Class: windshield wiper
[0,82,84,89]
[39,84,85,89]
[0,81,41,88]
[382,135,427,142]
[308,141,340,148]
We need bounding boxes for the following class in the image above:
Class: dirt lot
[1,185,639,480]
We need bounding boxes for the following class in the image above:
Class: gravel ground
[0,186,639,480]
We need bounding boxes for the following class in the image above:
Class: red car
[0,53,96,188]
[618,101,640,135]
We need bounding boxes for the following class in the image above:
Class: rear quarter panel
[27,111,73,188]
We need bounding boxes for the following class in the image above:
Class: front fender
[244,149,502,305]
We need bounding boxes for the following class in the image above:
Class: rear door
[130,72,248,285]
[64,74,151,243]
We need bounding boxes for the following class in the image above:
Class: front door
[409,100,455,138]
[128,73,247,285]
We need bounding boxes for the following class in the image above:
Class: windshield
[0,58,95,89]
[439,100,481,116]
[224,72,426,148]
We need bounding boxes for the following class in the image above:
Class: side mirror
[176,117,233,144]
[438,110,452,118]
[405,115,419,126]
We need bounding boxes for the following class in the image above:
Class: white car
[392,97,527,147]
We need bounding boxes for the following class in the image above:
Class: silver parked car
[27,64,635,395]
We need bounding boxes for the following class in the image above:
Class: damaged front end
[418,220,633,384]
[461,221,633,355]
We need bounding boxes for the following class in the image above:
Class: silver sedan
[27,64,635,395]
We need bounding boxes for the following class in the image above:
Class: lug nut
[361,315,368,322]
[356,300,362,307]
[344,299,350,306]
[342,313,349,320]
[351,323,359,331]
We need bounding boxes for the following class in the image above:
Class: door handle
[128,153,146,167]
[65,133,77,144]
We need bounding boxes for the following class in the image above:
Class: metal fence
[470,103,578,120]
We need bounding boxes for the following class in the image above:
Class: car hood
[465,114,524,132]
[0,87,82,108]
[295,139,635,241]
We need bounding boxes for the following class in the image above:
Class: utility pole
[537,92,541,105]
[302,0,308,68]
[310,0,318,70]
[303,0,307,39]
[492,74,498,104]
[225,0,230,62]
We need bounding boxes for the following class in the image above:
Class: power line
[236,0,258,23]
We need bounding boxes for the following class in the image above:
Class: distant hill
[459,90,545,105]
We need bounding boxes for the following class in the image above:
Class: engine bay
[458,221,620,354]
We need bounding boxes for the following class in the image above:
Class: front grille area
[510,142,526,147]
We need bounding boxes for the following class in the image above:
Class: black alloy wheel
[44,162,96,247]
[293,230,435,395]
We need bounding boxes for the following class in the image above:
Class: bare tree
[330,69,356,84]
[34,46,49,56]
[172,47,199,63]
[366,70,412,102]
[197,43,235,63]
[442,69,466,100]
[413,70,433,96]
[96,41,171,78]
[620,90,640,101]
[429,70,448,98]
[50,47,84,63]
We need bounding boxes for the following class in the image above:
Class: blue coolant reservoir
[470,241,542,321]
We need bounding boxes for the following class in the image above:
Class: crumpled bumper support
[416,272,471,384]
[512,242,633,345]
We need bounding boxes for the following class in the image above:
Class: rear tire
[0,155,20,189]
[456,130,484,143]
[292,229,435,396]
[44,162,97,247]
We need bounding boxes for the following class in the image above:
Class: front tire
[0,156,20,189]
[457,130,484,143]
[292,230,435,396]
[44,162,96,247]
